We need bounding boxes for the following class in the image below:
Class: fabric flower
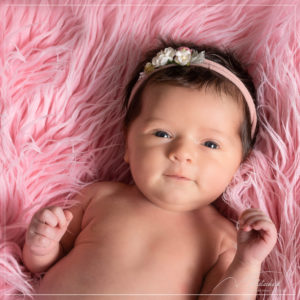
[139,47,206,81]
[152,47,176,67]
[144,62,155,74]
[174,47,192,65]
[191,50,205,63]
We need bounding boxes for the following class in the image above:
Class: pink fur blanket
[0,0,299,299]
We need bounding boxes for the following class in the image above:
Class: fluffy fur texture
[0,0,299,299]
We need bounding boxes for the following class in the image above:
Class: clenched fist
[25,206,73,256]
[236,208,277,265]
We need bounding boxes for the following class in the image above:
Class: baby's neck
[127,183,210,216]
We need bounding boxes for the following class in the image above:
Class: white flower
[139,71,146,80]
[191,50,205,63]
[174,47,192,65]
[140,47,206,80]
[152,47,176,67]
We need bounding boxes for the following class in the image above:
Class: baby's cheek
[208,171,233,196]
[130,155,154,184]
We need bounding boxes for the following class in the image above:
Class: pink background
[0,0,299,299]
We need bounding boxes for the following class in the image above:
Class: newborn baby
[23,45,277,300]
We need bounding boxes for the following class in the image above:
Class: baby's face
[124,83,243,212]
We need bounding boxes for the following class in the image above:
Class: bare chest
[78,197,220,292]
[39,196,222,297]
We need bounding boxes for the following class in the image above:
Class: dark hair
[123,37,258,161]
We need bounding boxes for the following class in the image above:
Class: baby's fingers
[36,207,72,229]
[49,206,72,228]
[36,208,59,227]
[239,208,265,223]
[246,217,274,231]
[32,220,63,242]
[240,215,271,231]
[28,231,53,248]
[239,209,270,229]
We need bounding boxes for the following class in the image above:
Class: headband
[127,47,257,138]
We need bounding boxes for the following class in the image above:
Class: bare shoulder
[75,181,126,206]
[198,206,238,294]
[78,181,121,197]
[216,212,237,254]
[67,181,127,222]
[205,205,237,253]
[60,181,126,253]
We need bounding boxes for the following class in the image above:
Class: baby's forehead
[140,82,243,110]
[140,83,243,124]
[143,81,239,98]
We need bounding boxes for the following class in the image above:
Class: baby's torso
[37,182,235,299]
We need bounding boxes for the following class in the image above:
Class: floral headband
[128,47,257,138]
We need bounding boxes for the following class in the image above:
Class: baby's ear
[124,149,129,163]
[123,129,130,163]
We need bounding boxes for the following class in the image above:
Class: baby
[23,41,277,299]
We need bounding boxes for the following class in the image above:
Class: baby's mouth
[164,174,192,181]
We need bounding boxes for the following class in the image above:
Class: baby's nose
[168,138,197,163]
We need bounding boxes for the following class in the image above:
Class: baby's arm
[199,249,261,299]
[22,184,96,273]
[199,208,277,299]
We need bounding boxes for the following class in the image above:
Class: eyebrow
[205,127,227,135]
[146,118,225,132]
[144,117,165,123]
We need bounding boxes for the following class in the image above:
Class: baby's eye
[154,130,171,138]
[203,141,219,149]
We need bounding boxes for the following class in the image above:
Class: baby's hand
[236,208,277,266]
[25,206,73,256]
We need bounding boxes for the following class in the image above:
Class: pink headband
[127,47,257,138]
